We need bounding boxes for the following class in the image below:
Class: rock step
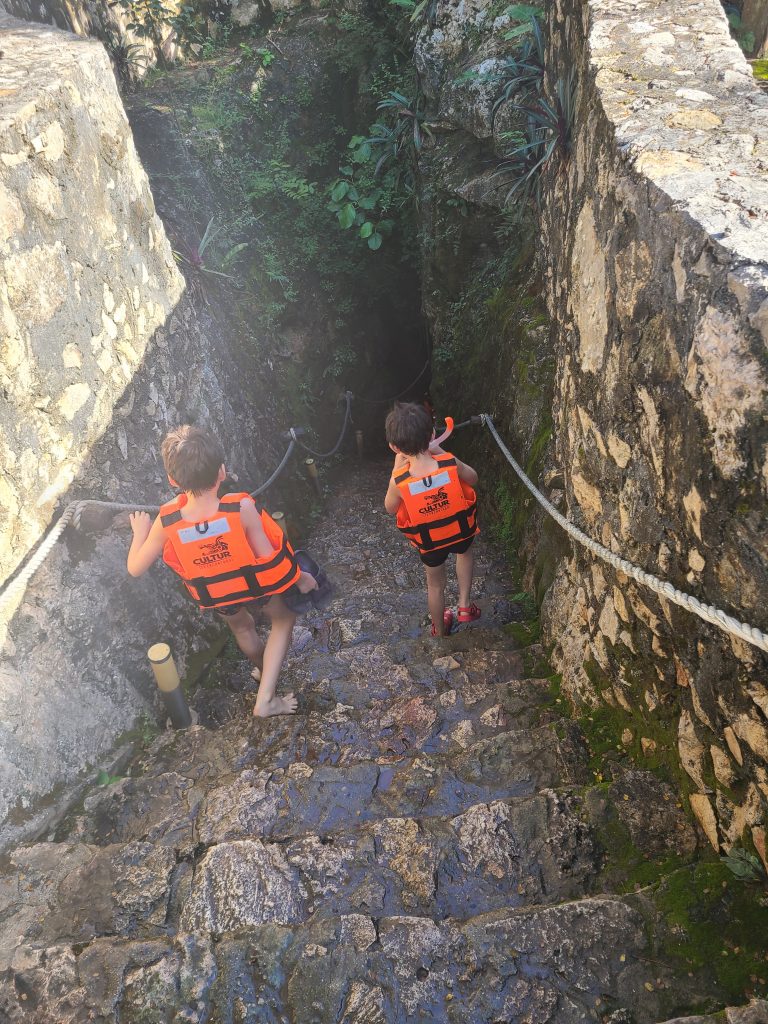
[1,895,712,1024]
[58,714,589,852]
[5,770,697,966]
[148,671,559,784]
[656,1003,768,1024]
[0,789,598,957]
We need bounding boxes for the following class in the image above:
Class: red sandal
[431,609,455,637]
[457,603,481,624]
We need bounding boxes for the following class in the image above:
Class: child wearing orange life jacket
[126,425,317,718]
[384,402,481,637]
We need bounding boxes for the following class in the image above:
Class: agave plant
[492,16,545,116]
[174,218,248,281]
[103,33,148,86]
[492,70,575,206]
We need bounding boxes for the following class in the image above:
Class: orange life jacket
[160,491,301,609]
[394,452,479,554]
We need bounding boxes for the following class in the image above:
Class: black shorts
[419,536,475,568]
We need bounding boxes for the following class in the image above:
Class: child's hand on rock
[129,511,152,541]
[297,571,319,594]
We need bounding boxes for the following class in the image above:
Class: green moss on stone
[651,862,768,1003]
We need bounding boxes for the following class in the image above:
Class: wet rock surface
[0,463,759,1021]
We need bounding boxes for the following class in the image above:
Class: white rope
[482,414,768,656]
[0,503,80,617]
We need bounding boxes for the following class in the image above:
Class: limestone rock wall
[0,16,272,851]
[542,0,768,848]
[0,0,178,72]
[0,17,183,584]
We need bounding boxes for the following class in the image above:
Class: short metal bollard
[148,642,192,730]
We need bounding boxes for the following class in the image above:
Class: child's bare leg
[223,606,265,670]
[456,547,475,609]
[425,563,448,635]
[253,596,297,717]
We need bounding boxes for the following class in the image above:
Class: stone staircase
[0,462,765,1023]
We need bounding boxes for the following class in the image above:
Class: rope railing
[480,413,768,657]
[0,394,354,616]
[6,384,765,659]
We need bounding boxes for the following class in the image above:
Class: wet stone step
[190,723,588,843]
[58,676,561,847]
[1,789,598,954]
[183,790,600,930]
[18,771,696,955]
[0,896,710,1024]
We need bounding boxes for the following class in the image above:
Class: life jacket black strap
[160,508,183,526]
[398,501,478,552]
[186,546,300,608]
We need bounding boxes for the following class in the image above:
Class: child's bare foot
[253,692,298,717]
[297,570,318,595]
[251,666,262,684]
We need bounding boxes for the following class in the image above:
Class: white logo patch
[407,470,451,497]
[178,517,231,544]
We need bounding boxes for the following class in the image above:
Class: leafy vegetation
[491,16,544,115]
[723,2,756,54]
[493,68,576,205]
[328,91,433,250]
[103,33,148,85]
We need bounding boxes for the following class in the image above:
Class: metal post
[355,430,364,459]
[305,458,322,497]
[148,642,192,729]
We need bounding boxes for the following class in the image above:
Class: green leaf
[504,22,534,38]
[503,2,541,19]
[338,203,356,229]
[331,180,350,202]
[339,165,354,176]
[348,188,360,202]
[368,232,383,250]
[96,770,110,785]
[353,142,372,162]
[358,195,377,210]
[360,221,374,238]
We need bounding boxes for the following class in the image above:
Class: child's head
[385,402,434,456]
[161,425,225,495]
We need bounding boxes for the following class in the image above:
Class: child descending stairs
[0,461,766,1023]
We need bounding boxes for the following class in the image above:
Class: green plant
[175,217,247,281]
[724,3,756,54]
[328,89,432,248]
[492,16,544,113]
[387,0,439,30]
[722,847,768,882]
[493,70,576,205]
[103,34,147,85]
[111,0,173,64]
[498,2,543,39]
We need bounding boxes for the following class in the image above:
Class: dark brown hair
[385,402,434,456]
[161,425,225,495]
